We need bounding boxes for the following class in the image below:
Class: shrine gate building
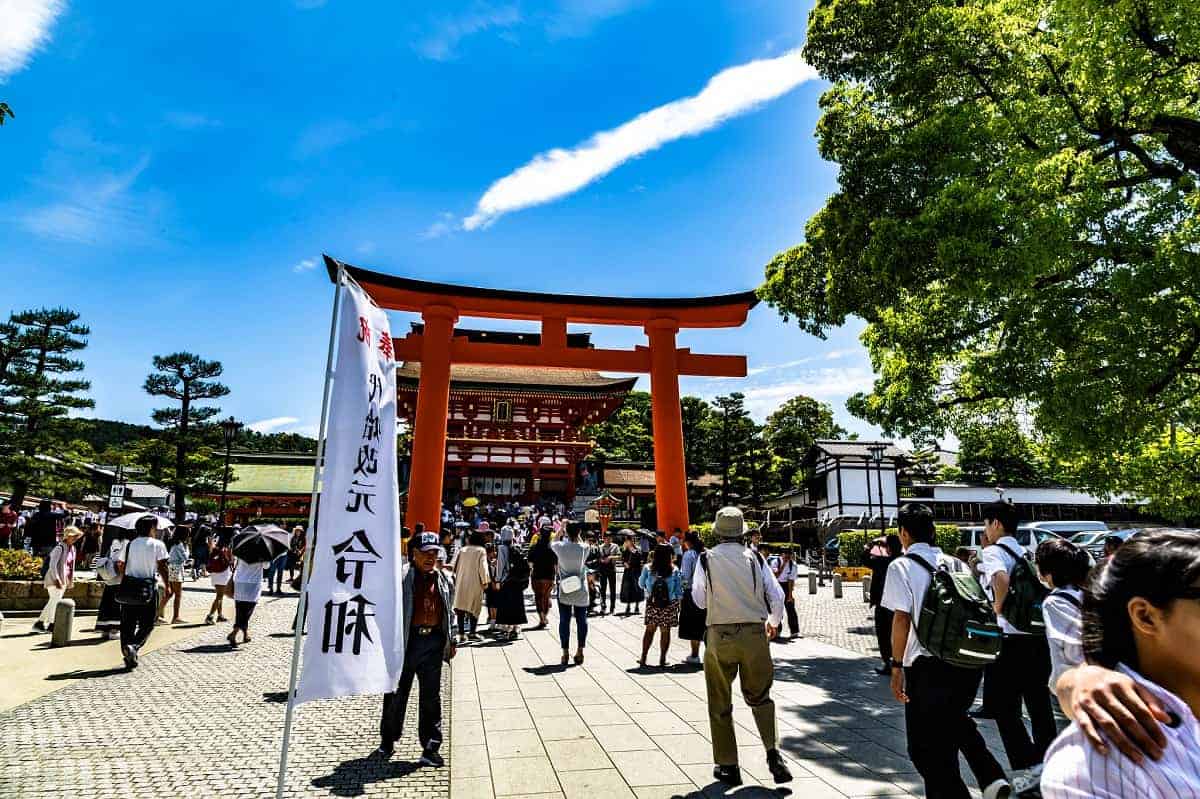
[396,325,636,505]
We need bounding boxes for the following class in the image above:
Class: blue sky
[0,0,881,440]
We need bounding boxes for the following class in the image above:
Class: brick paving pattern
[0,593,450,799]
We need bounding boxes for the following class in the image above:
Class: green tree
[144,353,230,523]
[762,395,848,489]
[0,103,12,126]
[681,396,713,477]
[760,0,1200,491]
[0,308,93,505]
[953,409,1049,486]
[589,391,654,462]
[706,393,756,504]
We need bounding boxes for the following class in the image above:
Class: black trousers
[904,656,1005,799]
[987,634,1058,769]
[597,567,616,609]
[119,591,159,651]
[874,605,894,665]
[234,600,256,631]
[781,582,799,635]
[380,628,445,753]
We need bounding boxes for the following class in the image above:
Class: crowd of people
[12,492,1198,797]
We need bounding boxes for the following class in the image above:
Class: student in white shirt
[882,503,1011,799]
[116,516,169,669]
[978,500,1057,776]
[1035,538,1090,692]
[772,549,800,640]
[1041,530,1200,799]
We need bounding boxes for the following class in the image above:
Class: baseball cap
[415,532,441,551]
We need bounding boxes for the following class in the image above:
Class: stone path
[0,592,449,799]
[449,579,1011,799]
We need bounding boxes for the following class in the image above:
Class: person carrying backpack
[882,503,1012,799]
[494,527,529,640]
[637,544,683,668]
[979,501,1057,790]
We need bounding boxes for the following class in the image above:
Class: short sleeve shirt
[979,536,1027,635]
[122,536,168,579]
[1043,587,1084,690]
[880,543,964,666]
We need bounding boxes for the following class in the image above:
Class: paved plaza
[0,572,1018,799]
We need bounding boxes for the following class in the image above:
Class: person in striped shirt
[1041,530,1200,798]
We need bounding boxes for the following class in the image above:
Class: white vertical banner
[295,278,403,703]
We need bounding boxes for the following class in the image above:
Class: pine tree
[144,353,230,523]
[0,308,93,506]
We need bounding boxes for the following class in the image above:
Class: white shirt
[233,558,264,603]
[1041,665,1200,798]
[979,535,1028,635]
[121,536,168,580]
[1043,587,1085,691]
[776,560,799,583]
[880,543,965,666]
[691,543,784,628]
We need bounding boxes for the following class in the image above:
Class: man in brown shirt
[378,532,455,766]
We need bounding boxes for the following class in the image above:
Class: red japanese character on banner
[378,332,393,360]
[357,316,370,344]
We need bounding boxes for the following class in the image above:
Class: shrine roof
[396,362,638,393]
[326,255,758,328]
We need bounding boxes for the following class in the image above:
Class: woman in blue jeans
[551,524,591,666]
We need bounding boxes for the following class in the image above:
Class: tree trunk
[175,386,190,524]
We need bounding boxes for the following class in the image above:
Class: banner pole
[275,263,345,799]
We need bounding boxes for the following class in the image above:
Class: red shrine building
[396,325,635,505]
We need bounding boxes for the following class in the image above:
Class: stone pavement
[449,579,1014,799]
[0,590,449,799]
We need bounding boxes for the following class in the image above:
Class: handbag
[115,575,157,606]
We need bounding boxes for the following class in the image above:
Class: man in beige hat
[692,506,792,786]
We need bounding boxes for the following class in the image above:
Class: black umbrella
[231,524,290,564]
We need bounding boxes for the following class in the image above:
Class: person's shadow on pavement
[310,755,422,797]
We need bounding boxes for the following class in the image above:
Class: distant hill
[53,417,317,454]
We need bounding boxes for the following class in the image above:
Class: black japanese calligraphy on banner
[296,280,403,704]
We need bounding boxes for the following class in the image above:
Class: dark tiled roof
[812,440,905,459]
[396,362,637,393]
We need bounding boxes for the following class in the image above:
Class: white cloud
[545,0,641,38]
[421,211,456,240]
[824,348,860,361]
[247,416,301,433]
[0,0,65,80]
[463,48,817,230]
[20,154,164,246]
[293,257,318,273]
[747,356,819,376]
[737,367,876,419]
[414,4,521,61]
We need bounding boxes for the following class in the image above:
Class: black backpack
[649,575,672,608]
[504,545,531,589]
[905,554,1003,669]
[997,542,1048,635]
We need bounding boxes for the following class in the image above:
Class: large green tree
[952,408,1049,486]
[144,353,230,523]
[706,393,756,504]
[0,308,93,505]
[762,395,848,489]
[760,0,1199,505]
[680,396,713,477]
[589,390,654,462]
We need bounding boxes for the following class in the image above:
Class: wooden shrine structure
[325,255,758,534]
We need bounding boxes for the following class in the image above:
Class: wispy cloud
[421,211,456,240]
[463,48,817,230]
[20,154,166,246]
[738,367,875,419]
[0,0,65,80]
[545,0,641,38]
[747,356,820,377]
[293,257,318,273]
[292,117,390,159]
[164,111,219,130]
[414,4,521,61]
[247,416,301,433]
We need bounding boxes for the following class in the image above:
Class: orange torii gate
[324,256,758,534]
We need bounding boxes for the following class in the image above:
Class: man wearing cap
[692,506,793,786]
[378,531,455,766]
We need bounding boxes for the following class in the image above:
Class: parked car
[957,523,1072,557]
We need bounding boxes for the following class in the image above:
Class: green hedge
[839,524,963,567]
[0,549,41,580]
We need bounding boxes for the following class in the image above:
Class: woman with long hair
[1041,530,1200,798]
[638,544,683,668]
[452,529,490,643]
[159,527,190,624]
[528,524,558,628]
[205,528,234,625]
[678,530,708,665]
[619,533,645,615]
[552,523,591,665]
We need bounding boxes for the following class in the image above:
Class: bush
[0,549,41,580]
[837,530,868,567]
[935,524,961,554]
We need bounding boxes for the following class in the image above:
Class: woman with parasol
[226,523,290,647]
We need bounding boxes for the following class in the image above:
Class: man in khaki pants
[692,507,793,787]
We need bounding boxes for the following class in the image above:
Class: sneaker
[32,621,46,632]
[684,655,701,666]
[374,743,394,759]
[204,614,214,625]
[983,778,1014,799]
[713,765,743,786]
[419,749,445,768]
[123,644,139,669]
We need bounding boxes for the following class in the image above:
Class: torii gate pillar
[647,320,689,533]
[406,305,457,532]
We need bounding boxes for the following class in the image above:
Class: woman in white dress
[205,531,234,625]
[228,555,263,647]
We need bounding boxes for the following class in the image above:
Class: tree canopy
[760,0,1199,503]
[763,395,849,489]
